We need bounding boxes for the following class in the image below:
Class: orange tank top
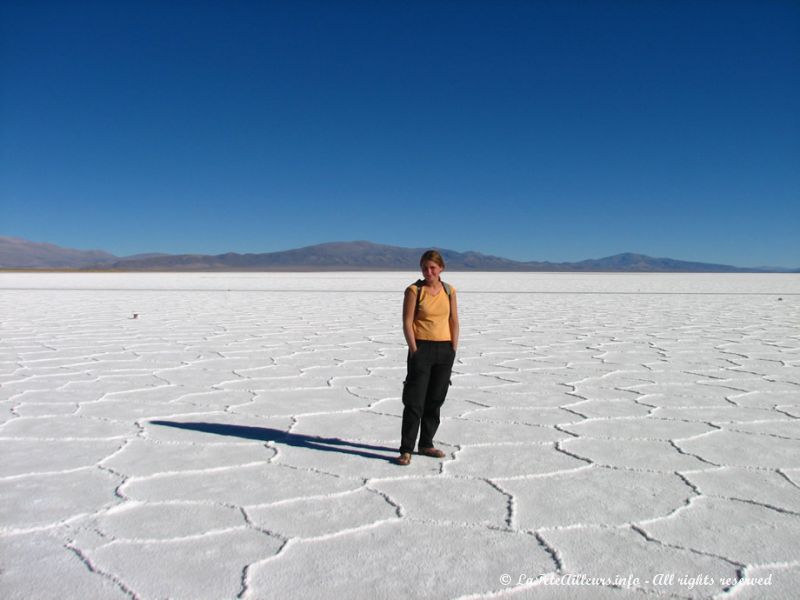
[407,284,454,341]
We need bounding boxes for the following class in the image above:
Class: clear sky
[1,0,798,267]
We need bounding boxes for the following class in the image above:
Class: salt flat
[1,272,798,600]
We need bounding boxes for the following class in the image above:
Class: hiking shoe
[418,447,446,458]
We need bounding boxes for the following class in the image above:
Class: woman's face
[421,260,443,282]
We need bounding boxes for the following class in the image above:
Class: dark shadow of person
[149,420,397,462]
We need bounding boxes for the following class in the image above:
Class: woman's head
[420,250,445,282]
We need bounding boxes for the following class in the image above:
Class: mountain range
[0,236,796,273]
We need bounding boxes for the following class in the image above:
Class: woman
[396,250,459,466]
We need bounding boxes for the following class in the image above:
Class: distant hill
[1,236,796,272]
[566,253,764,273]
[0,236,118,269]
[105,241,532,271]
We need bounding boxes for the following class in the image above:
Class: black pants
[400,340,455,454]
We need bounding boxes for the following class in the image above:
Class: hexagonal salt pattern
[1,272,798,599]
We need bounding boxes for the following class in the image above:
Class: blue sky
[1,0,798,267]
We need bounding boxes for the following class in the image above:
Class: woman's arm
[403,287,417,354]
[449,290,460,352]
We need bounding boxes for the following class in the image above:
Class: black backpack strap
[413,279,425,319]
[442,281,452,318]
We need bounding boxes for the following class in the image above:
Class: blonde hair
[419,250,446,270]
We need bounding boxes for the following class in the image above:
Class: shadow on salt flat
[149,420,398,462]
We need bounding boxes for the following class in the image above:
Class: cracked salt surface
[1,272,798,599]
